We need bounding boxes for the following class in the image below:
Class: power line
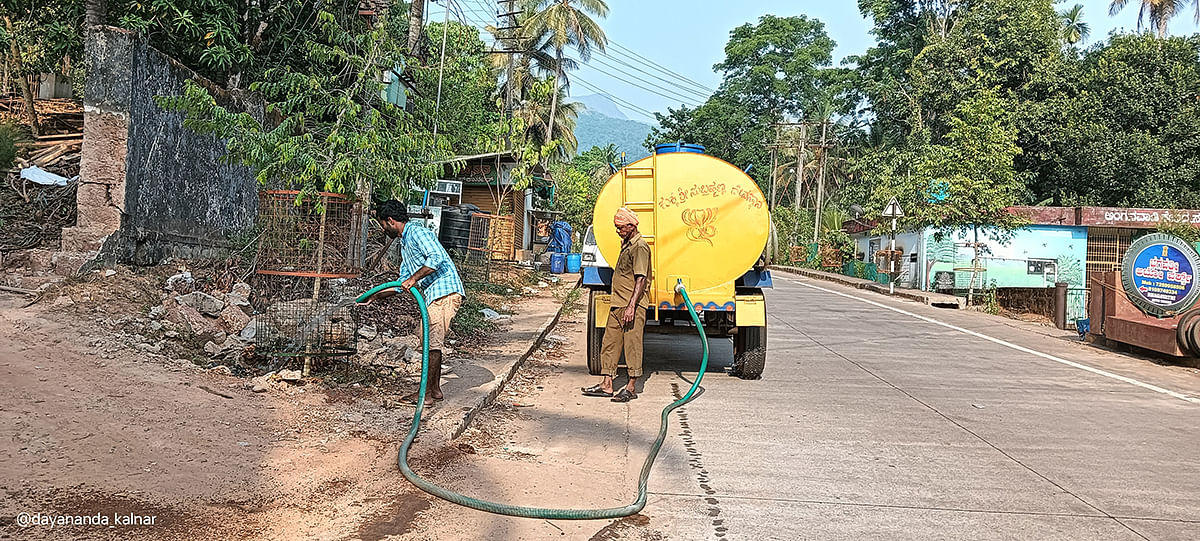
[605,40,718,95]
[577,62,702,108]
[590,48,712,100]
[571,75,661,122]
[585,53,709,103]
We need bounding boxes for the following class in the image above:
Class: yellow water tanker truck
[582,143,773,379]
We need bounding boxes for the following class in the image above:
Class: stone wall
[65,27,263,265]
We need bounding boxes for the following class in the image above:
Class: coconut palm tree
[523,0,608,152]
[491,27,577,111]
[85,0,105,29]
[1109,0,1199,38]
[1060,4,1090,44]
[517,78,582,158]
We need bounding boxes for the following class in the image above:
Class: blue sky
[438,1,1200,122]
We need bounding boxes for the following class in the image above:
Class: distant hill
[571,94,653,161]
[572,93,629,120]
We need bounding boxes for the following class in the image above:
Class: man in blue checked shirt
[362,200,465,404]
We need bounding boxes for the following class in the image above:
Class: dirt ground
[393,295,671,541]
[0,265,581,541]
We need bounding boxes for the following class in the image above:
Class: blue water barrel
[654,143,706,155]
[549,253,566,274]
[565,253,582,273]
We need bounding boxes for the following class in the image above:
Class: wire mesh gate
[251,191,366,361]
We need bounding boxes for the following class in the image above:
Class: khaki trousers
[599,306,646,378]
[425,293,462,352]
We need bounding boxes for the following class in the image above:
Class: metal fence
[1067,287,1089,323]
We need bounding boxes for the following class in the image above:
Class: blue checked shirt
[397,222,466,303]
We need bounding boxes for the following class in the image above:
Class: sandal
[610,388,638,403]
[399,393,442,407]
[581,384,614,398]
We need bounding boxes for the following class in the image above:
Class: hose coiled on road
[356,280,709,519]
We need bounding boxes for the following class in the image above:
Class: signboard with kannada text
[1121,233,1200,317]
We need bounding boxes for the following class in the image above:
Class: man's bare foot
[400,392,442,406]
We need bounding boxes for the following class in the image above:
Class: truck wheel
[731,325,767,380]
[586,290,605,375]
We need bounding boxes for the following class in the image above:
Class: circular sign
[1121,233,1200,316]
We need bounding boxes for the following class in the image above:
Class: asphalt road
[637,273,1200,540]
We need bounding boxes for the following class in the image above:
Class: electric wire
[583,53,708,104]
[589,48,713,100]
[570,76,661,122]
[577,63,702,108]
[606,40,718,95]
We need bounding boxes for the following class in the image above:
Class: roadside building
[846,206,1200,318]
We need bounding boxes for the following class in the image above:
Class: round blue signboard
[1121,233,1200,316]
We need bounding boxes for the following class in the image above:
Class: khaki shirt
[610,232,652,309]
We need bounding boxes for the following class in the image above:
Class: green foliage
[0,1,83,86]
[646,15,845,192]
[157,7,453,202]
[0,121,24,171]
[823,229,855,264]
[771,207,814,249]
[452,290,497,337]
[411,21,501,152]
[574,111,651,162]
[113,0,251,83]
[551,166,595,233]
[867,89,1026,238]
[1029,33,1200,207]
[1157,215,1200,244]
[573,143,620,187]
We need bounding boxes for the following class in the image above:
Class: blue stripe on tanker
[658,301,737,312]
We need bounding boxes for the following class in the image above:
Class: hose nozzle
[674,279,686,294]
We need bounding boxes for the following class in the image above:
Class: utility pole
[812,121,829,244]
[767,122,806,210]
[499,0,520,116]
[795,123,806,212]
[768,145,778,210]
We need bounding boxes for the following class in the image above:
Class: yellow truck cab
[582,143,773,379]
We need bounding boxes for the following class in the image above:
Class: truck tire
[586,290,605,375]
[1176,309,1200,356]
[731,325,767,380]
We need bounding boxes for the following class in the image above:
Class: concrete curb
[443,284,578,440]
[770,265,964,309]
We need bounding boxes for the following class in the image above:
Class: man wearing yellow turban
[582,208,651,402]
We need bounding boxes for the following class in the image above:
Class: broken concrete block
[278,369,303,383]
[239,318,258,341]
[175,304,224,341]
[165,272,194,293]
[216,304,251,334]
[226,282,252,307]
[175,291,224,317]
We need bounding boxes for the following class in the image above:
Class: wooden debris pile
[1,97,83,253]
[14,132,82,176]
[0,96,84,133]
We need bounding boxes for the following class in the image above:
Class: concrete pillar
[1054,282,1069,330]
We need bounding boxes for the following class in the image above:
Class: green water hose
[355,280,709,519]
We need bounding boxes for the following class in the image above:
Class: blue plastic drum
[549,253,566,274]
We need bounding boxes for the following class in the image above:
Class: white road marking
[782,278,1200,405]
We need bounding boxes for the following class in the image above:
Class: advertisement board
[1121,233,1200,316]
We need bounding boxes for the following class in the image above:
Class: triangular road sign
[882,198,905,218]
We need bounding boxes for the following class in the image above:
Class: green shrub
[0,121,25,171]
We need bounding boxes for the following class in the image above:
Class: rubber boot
[428,349,444,400]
